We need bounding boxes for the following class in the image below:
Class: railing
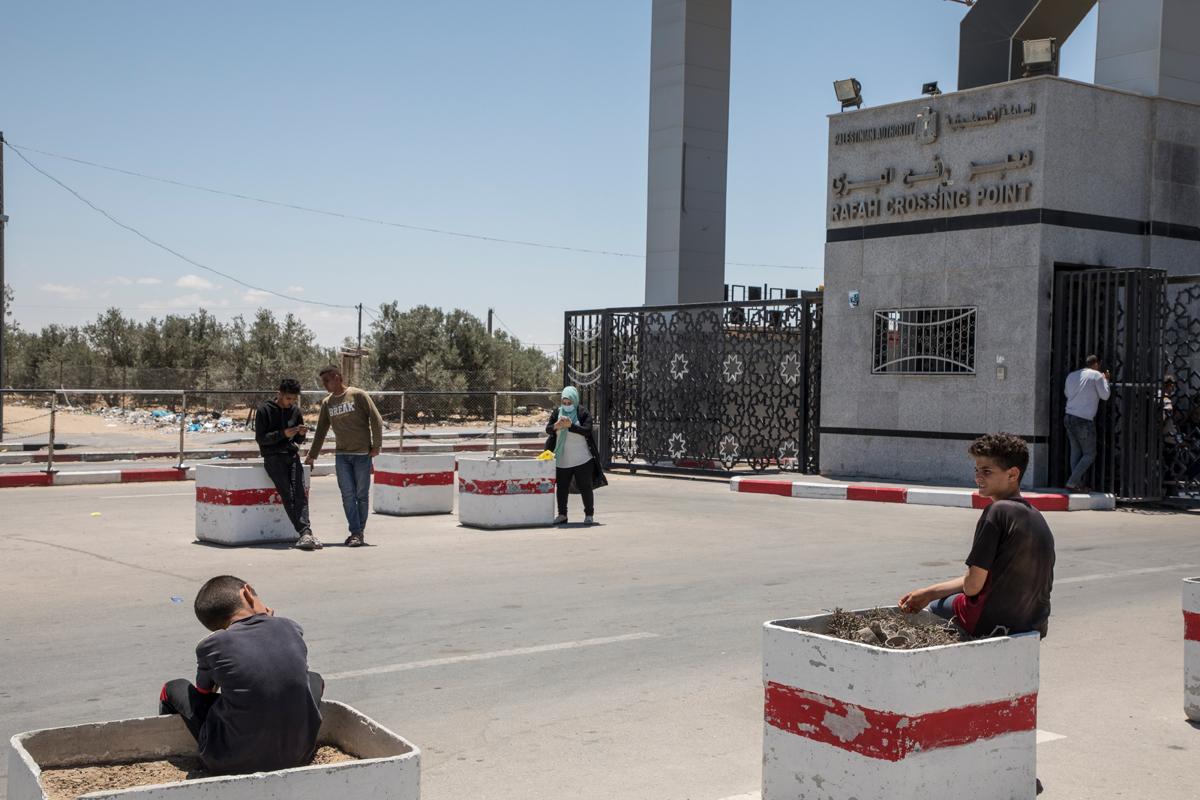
[0,388,559,472]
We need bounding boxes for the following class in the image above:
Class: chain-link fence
[0,388,560,471]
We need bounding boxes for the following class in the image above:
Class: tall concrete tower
[1095,0,1200,103]
[644,0,731,306]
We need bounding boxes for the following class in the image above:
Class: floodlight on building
[833,78,863,111]
[922,81,942,96]
[1022,38,1059,77]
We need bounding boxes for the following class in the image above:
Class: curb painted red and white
[762,609,1039,798]
[0,440,542,466]
[0,462,338,489]
[730,476,1115,512]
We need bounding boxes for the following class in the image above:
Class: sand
[39,746,356,799]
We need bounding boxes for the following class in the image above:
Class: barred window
[872,307,976,375]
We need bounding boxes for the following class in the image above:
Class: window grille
[872,307,976,375]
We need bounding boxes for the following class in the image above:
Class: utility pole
[357,303,363,351]
[487,307,494,337]
[0,132,7,442]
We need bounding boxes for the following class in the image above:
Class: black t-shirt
[194,614,322,774]
[955,498,1056,637]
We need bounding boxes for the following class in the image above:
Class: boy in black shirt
[899,432,1056,638]
[255,379,320,551]
[159,576,324,775]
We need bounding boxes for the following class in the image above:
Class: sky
[1,1,1098,352]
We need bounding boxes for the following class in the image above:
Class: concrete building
[819,75,1200,486]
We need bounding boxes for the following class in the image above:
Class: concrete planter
[763,609,1039,800]
[372,454,455,516]
[1186,577,1200,722]
[457,456,555,529]
[8,700,419,800]
[194,464,309,546]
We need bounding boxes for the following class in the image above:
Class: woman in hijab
[545,386,606,524]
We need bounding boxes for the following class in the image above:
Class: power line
[6,140,818,271]
[2,140,357,309]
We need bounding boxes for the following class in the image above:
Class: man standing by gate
[304,365,383,548]
[1064,355,1111,493]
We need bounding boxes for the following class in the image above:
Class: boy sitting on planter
[899,433,1056,638]
[158,576,324,775]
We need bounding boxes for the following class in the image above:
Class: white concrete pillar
[1185,577,1200,722]
[762,610,1040,799]
[1096,0,1200,103]
[645,0,731,306]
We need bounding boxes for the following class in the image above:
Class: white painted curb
[762,609,1039,799]
[7,700,419,800]
[457,457,555,529]
[1185,577,1200,723]
[194,464,309,546]
[791,481,849,500]
[906,488,974,508]
[373,454,456,516]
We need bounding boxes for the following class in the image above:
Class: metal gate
[564,294,823,475]
[1164,275,1200,500]
[1050,267,1166,500]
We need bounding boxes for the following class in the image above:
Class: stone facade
[821,76,1200,486]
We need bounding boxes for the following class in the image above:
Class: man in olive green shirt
[304,365,383,548]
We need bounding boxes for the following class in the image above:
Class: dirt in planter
[39,746,356,800]
[825,607,969,649]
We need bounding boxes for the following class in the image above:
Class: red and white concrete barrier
[1185,577,1200,722]
[194,465,309,546]
[731,477,1115,512]
[7,701,419,800]
[457,457,555,529]
[373,454,456,516]
[762,609,1039,799]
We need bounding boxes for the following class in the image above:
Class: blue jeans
[929,594,961,621]
[335,454,372,536]
[1064,413,1097,488]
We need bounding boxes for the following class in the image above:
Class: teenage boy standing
[304,365,383,547]
[255,379,318,551]
[899,432,1056,639]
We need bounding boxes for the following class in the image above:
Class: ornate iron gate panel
[1164,275,1200,500]
[1050,268,1165,500]
[564,294,823,475]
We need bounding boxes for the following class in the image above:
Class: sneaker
[584,515,594,524]
[345,534,365,548]
[553,514,568,525]
[294,532,322,551]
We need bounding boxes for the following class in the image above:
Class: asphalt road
[0,475,1196,799]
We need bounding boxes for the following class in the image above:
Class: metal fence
[0,388,559,472]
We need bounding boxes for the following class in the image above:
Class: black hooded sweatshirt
[255,400,306,457]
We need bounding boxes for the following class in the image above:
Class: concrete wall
[820,76,1200,486]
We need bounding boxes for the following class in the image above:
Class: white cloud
[136,277,163,285]
[175,274,216,290]
[40,283,83,298]
[109,276,134,286]
[285,285,305,294]
[243,289,274,302]
[137,293,230,310]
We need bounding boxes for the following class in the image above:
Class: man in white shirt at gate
[1063,354,1111,493]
